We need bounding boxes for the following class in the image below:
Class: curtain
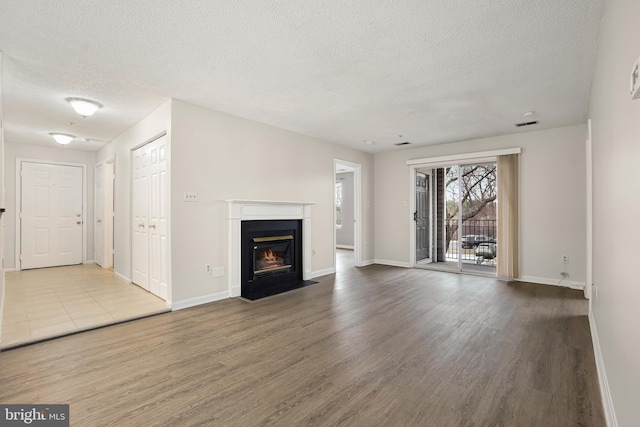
[497,154,519,279]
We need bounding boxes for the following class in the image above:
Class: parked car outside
[475,242,497,262]
[461,235,495,249]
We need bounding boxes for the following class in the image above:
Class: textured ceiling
[0,0,604,153]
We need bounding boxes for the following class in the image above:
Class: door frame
[333,159,363,268]
[15,158,87,270]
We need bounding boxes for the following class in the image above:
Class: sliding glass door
[415,161,497,275]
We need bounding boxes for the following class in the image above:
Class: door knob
[76,221,82,225]
[138,223,145,228]
[97,219,102,223]
[149,224,156,229]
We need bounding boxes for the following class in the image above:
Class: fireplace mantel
[227,200,315,297]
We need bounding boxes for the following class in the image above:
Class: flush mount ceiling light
[66,97,103,117]
[49,132,76,145]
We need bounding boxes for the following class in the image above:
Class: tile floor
[1,264,170,349]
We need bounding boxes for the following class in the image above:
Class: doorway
[95,160,115,269]
[334,159,362,271]
[16,160,85,270]
[411,161,497,275]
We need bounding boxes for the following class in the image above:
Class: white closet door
[94,163,104,266]
[148,136,168,300]
[132,145,150,290]
[21,162,83,269]
[131,135,168,300]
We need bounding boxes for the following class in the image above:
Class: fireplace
[241,219,306,300]
[227,200,315,299]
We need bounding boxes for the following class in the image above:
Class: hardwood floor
[0,261,604,426]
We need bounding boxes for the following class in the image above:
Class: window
[335,181,342,228]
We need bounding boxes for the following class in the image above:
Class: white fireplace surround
[227,200,315,297]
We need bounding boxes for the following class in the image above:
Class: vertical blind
[497,154,519,279]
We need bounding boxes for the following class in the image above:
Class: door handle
[138,223,145,228]
[149,224,156,229]
[76,221,82,225]
[97,219,102,223]
[413,211,418,221]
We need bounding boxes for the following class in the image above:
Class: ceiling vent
[514,120,539,128]
[394,141,412,146]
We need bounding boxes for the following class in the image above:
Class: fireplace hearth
[241,219,311,300]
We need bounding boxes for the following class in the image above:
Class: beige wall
[3,142,96,269]
[169,100,374,303]
[374,125,587,286]
[588,0,640,424]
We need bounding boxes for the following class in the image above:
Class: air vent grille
[394,141,412,146]
[515,121,539,127]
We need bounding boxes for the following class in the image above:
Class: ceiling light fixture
[66,97,103,117]
[49,132,76,145]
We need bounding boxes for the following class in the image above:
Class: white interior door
[20,162,83,269]
[132,135,168,299]
[148,137,168,300]
[132,146,150,290]
[94,163,104,266]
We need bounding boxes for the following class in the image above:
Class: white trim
[15,158,88,270]
[309,268,335,278]
[359,259,375,267]
[406,148,522,166]
[333,159,363,269]
[3,268,16,273]
[517,275,585,291]
[85,259,95,264]
[589,309,618,427]
[375,259,411,268]
[585,120,593,301]
[171,291,228,311]
[336,244,354,250]
[114,271,131,283]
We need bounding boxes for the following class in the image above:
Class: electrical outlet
[204,263,212,274]
[561,255,569,263]
[593,284,598,300]
[184,192,198,202]
[312,249,317,257]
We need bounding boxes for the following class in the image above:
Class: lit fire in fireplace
[256,248,285,271]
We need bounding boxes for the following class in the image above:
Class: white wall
[3,142,96,269]
[374,125,587,286]
[588,0,640,425]
[95,100,172,282]
[336,171,354,247]
[169,100,374,304]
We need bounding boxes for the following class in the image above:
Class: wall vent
[394,141,412,146]
[515,120,539,127]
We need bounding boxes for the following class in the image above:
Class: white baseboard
[172,291,228,311]
[358,259,375,267]
[3,268,16,273]
[310,268,336,279]
[336,244,354,250]
[374,259,411,268]
[114,271,131,283]
[589,308,618,427]
[518,275,584,290]
[86,259,95,264]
